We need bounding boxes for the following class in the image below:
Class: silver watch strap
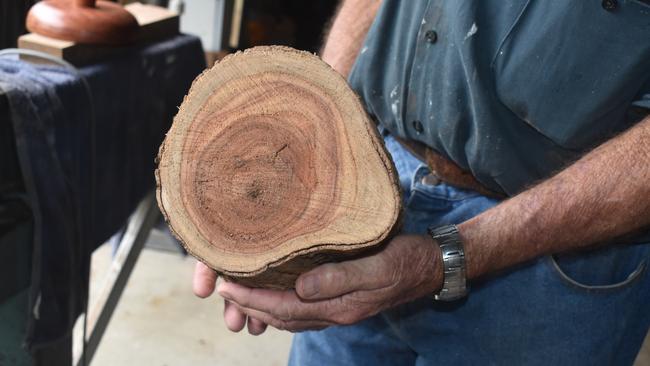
[428,225,467,301]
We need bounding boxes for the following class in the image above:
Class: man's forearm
[460,116,650,279]
[321,0,381,78]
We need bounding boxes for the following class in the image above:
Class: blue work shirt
[349,0,650,196]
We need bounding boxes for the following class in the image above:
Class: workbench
[0,33,205,365]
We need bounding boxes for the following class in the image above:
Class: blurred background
[1,1,337,365]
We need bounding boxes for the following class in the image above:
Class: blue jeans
[288,135,650,365]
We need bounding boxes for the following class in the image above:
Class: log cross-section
[156,46,401,288]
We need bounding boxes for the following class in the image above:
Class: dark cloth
[349,0,650,196]
[0,34,205,349]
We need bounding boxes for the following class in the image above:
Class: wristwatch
[427,225,468,301]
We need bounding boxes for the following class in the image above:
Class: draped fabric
[0,34,205,349]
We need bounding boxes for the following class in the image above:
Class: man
[194,1,650,364]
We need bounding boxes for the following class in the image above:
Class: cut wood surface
[156,46,401,288]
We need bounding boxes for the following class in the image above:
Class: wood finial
[156,46,402,289]
[26,0,138,45]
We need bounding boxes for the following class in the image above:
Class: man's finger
[295,256,388,300]
[223,299,247,332]
[217,282,333,321]
[193,261,218,298]
[235,304,330,332]
[246,316,268,336]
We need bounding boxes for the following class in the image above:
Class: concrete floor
[75,230,650,366]
[639,339,650,366]
[73,241,292,366]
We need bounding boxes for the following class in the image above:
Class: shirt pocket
[492,0,650,150]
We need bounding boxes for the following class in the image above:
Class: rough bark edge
[155,46,403,288]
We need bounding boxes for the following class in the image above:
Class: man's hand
[193,261,270,335]
[192,235,442,333]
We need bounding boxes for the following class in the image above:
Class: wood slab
[156,46,402,289]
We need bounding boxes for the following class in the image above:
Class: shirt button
[602,0,617,11]
[412,120,424,134]
[425,30,438,44]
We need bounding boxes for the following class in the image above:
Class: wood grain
[156,46,402,288]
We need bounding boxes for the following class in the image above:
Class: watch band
[428,225,468,301]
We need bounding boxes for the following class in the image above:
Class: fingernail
[300,275,319,298]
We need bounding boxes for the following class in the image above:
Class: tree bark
[156,46,401,289]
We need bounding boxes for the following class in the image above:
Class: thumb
[193,261,218,298]
[296,256,385,300]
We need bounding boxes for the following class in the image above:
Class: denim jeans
[288,134,650,366]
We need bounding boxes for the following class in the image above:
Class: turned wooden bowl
[26,0,138,45]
